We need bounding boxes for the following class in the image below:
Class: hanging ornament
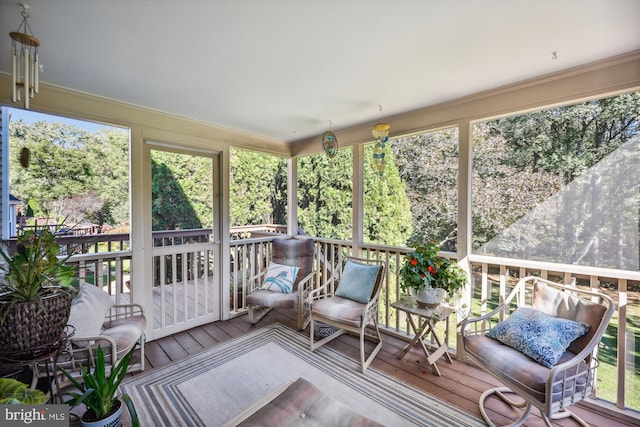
[322,121,338,158]
[372,123,390,176]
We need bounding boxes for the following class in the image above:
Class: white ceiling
[1,0,639,143]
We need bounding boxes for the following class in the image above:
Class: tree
[392,128,461,251]
[297,149,353,240]
[363,144,412,247]
[151,151,212,231]
[474,92,640,268]
[493,92,640,183]
[229,148,287,227]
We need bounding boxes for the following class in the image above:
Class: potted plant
[0,377,47,404]
[60,345,139,427]
[0,227,76,356]
[399,240,468,308]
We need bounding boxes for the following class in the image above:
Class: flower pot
[0,291,72,358]
[416,287,447,309]
[81,400,122,427]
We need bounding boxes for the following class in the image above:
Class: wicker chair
[308,256,386,373]
[246,237,316,330]
[461,276,614,427]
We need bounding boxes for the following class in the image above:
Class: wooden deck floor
[139,309,635,427]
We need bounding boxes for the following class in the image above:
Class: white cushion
[68,283,114,345]
[260,262,299,294]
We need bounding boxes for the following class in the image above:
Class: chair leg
[359,319,383,374]
[479,387,532,427]
[297,305,310,331]
[546,409,589,427]
[139,334,146,371]
[309,319,346,353]
[248,305,272,325]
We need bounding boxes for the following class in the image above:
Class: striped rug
[122,323,485,426]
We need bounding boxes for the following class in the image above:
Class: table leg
[416,321,442,376]
[429,326,453,364]
[396,315,427,360]
[397,316,442,376]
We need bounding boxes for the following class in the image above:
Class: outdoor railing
[47,230,637,413]
[227,235,638,414]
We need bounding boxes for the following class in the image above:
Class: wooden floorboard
[139,309,637,427]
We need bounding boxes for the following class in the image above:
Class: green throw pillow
[335,260,381,304]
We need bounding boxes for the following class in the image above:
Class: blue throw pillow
[486,307,590,368]
[335,260,381,304]
[261,262,299,294]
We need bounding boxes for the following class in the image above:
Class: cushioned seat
[225,377,383,427]
[32,283,146,388]
[464,335,588,404]
[309,256,386,373]
[311,297,368,328]
[461,276,614,427]
[246,237,316,330]
[245,290,298,309]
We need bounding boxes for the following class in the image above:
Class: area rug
[122,323,485,426]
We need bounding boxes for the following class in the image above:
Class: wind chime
[372,122,390,176]
[10,4,40,110]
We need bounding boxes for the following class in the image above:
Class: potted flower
[60,345,139,427]
[0,227,76,356]
[399,240,467,308]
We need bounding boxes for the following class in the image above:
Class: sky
[7,107,124,134]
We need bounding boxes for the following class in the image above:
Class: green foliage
[60,346,138,424]
[230,148,287,226]
[151,151,211,231]
[492,92,640,183]
[399,240,467,294]
[0,227,75,303]
[8,120,129,227]
[472,91,640,254]
[363,144,412,246]
[392,128,460,251]
[0,378,47,404]
[297,149,353,239]
[471,123,562,249]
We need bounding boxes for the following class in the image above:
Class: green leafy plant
[0,227,75,304]
[60,346,139,426]
[399,240,467,295]
[0,378,47,404]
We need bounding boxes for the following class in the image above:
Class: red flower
[420,273,426,278]
[428,266,437,274]
[410,258,418,266]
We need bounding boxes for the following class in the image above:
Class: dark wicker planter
[0,291,72,358]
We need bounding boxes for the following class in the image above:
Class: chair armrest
[308,272,339,304]
[107,303,145,321]
[246,270,268,294]
[460,304,507,336]
[67,334,119,369]
[297,272,316,305]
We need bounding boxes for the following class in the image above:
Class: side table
[391,299,454,376]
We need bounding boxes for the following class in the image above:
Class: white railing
[67,250,132,305]
[66,234,637,413]
[227,235,638,413]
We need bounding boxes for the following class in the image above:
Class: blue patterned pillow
[486,307,590,368]
[261,262,299,294]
